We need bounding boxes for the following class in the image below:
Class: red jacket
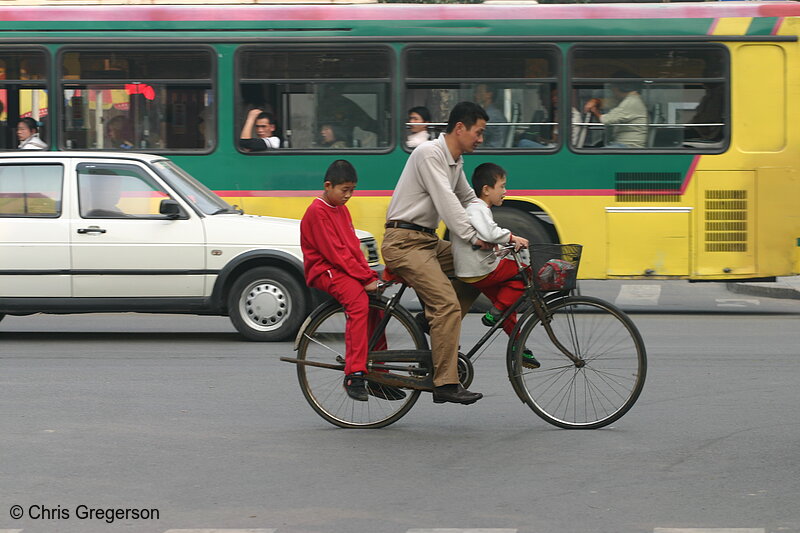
[300,197,377,287]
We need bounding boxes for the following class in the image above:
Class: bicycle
[281,243,646,430]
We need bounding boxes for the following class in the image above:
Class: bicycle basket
[529,244,582,292]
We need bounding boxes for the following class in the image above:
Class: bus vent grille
[705,189,747,252]
[615,172,682,202]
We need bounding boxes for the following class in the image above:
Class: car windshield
[151,159,239,215]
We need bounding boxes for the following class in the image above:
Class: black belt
[385,221,436,235]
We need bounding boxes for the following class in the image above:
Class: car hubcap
[241,281,290,332]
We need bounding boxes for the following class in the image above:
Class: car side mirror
[159,198,184,219]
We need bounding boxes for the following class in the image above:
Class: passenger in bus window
[239,108,280,151]
[686,83,724,142]
[106,115,134,150]
[406,106,432,149]
[473,83,509,148]
[319,123,347,149]
[583,71,647,149]
[17,118,47,150]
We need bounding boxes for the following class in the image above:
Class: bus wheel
[492,207,553,245]
[227,266,307,341]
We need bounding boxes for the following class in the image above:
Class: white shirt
[452,198,512,278]
[19,134,47,150]
[406,130,430,149]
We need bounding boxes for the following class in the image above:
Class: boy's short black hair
[445,101,490,134]
[325,159,358,186]
[471,162,506,197]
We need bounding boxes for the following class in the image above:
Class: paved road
[2,294,800,533]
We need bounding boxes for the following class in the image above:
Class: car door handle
[77,227,107,234]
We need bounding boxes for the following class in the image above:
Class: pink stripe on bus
[1,3,800,23]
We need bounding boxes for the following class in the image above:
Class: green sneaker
[521,349,541,369]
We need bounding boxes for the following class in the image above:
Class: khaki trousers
[381,228,480,386]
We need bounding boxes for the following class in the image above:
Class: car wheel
[227,266,307,341]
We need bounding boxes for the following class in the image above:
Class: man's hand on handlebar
[364,279,379,292]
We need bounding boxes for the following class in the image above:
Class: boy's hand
[511,235,529,251]
[473,238,493,251]
[364,280,378,292]
[247,108,263,119]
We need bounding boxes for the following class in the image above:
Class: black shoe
[414,312,430,335]
[432,383,483,405]
[522,349,541,369]
[367,381,407,401]
[343,373,368,401]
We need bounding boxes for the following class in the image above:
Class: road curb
[726,281,800,300]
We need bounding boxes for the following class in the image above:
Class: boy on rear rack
[300,160,406,402]
[452,162,541,369]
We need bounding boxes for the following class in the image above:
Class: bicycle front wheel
[507,296,646,429]
[296,298,426,429]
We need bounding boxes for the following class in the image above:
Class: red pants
[470,258,526,337]
[310,269,370,375]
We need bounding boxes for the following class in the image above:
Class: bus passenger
[451,162,539,369]
[106,115,134,150]
[406,106,432,149]
[319,123,347,149]
[473,83,509,148]
[300,160,405,402]
[239,109,280,151]
[381,101,490,406]
[583,71,647,148]
[17,118,47,150]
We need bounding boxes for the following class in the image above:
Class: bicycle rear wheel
[507,296,646,429]
[296,297,427,428]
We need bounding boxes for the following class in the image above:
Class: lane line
[163,530,277,533]
[407,529,518,533]
[653,527,767,533]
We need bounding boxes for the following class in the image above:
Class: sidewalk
[726,276,800,300]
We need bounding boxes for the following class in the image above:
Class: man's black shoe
[343,373,368,401]
[414,312,430,335]
[432,383,483,405]
[367,381,407,401]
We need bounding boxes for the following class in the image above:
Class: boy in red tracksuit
[300,160,405,402]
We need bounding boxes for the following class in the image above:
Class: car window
[0,164,63,217]
[77,163,171,218]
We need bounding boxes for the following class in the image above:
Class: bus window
[0,50,49,151]
[59,48,214,152]
[237,47,391,151]
[570,45,728,151]
[404,45,559,151]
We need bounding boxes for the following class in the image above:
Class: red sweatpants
[310,269,370,375]
[470,258,526,337]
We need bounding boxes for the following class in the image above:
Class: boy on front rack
[300,160,406,401]
[451,162,541,369]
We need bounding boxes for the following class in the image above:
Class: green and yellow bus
[2,1,799,280]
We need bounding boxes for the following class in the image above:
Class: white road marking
[715,298,761,307]
[164,530,276,533]
[615,284,662,306]
[407,530,517,533]
[654,529,765,533]
[0,529,23,533]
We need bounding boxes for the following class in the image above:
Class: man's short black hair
[257,111,277,126]
[471,162,506,197]
[446,101,489,134]
[325,159,358,186]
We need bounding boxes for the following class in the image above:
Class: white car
[0,152,379,340]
